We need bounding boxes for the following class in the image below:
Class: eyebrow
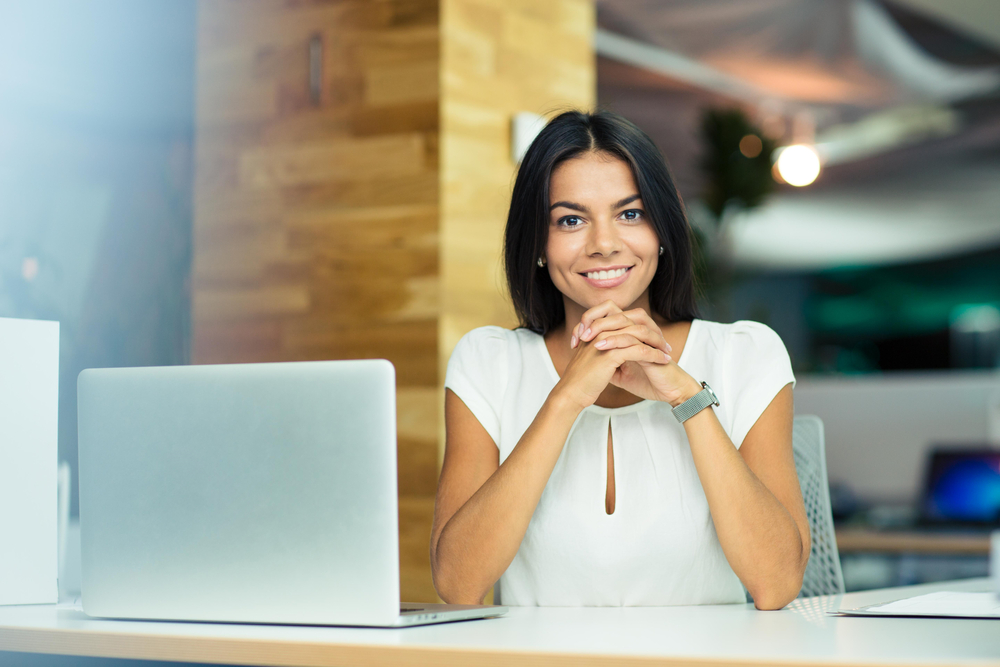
[549,194,642,212]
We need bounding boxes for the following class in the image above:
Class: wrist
[668,377,705,408]
[547,382,589,417]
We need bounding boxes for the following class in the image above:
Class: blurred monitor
[919,448,1000,526]
[795,372,1000,502]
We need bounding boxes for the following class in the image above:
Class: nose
[586,217,622,257]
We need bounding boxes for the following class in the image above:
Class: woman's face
[545,151,660,315]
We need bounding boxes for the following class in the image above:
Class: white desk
[0,578,997,666]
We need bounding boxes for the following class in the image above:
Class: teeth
[586,268,627,280]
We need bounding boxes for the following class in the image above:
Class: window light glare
[775,144,821,187]
[21,257,39,282]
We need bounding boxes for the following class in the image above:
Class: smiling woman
[430,111,810,610]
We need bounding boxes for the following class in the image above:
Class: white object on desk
[0,317,59,606]
[839,592,1000,619]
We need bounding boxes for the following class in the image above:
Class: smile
[580,266,632,288]
[586,267,627,280]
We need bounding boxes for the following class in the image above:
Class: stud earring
[659,246,664,256]
[537,257,546,267]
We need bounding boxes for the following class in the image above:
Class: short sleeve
[444,326,509,447]
[722,321,796,448]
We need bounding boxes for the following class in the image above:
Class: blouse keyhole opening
[605,422,616,515]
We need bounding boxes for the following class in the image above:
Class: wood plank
[836,528,992,555]
[239,133,427,188]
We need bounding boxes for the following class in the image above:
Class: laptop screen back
[78,359,401,625]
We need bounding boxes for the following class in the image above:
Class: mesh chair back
[793,415,845,597]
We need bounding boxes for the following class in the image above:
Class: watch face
[703,382,720,406]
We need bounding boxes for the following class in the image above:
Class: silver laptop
[77,359,505,627]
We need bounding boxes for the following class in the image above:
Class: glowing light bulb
[739,134,762,158]
[775,144,821,187]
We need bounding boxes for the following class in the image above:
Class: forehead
[549,152,638,204]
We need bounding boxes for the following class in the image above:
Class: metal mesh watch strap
[671,381,720,423]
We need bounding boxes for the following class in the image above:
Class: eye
[620,209,644,221]
[556,215,584,228]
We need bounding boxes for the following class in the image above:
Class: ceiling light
[739,134,762,158]
[775,145,821,187]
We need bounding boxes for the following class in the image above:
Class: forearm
[683,408,806,609]
[432,391,581,604]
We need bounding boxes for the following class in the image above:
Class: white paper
[0,317,59,605]
[863,592,1000,618]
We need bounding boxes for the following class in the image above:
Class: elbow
[432,564,488,606]
[430,543,489,606]
[750,578,801,611]
[748,549,807,610]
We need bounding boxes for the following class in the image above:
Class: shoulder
[450,326,521,359]
[448,326,533,377]
[694,319,786,354]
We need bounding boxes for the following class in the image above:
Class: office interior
[0,0,998,607]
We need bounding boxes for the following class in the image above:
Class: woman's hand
[572,301,702,407]
[553,304,670,411]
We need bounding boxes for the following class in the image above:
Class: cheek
[545,231,583,266]
[625,226,661,261]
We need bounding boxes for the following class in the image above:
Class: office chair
[793,414,846,597]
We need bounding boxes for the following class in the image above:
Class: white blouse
[444,319,796,607]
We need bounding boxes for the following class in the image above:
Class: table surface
[0,578,997,667]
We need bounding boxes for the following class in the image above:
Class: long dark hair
[503,110,698,334]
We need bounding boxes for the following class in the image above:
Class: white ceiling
[890,0,1000,51]
[596,0,1000,271]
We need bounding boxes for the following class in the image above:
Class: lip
[579,265,633,289]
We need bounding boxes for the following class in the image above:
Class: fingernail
[577,323,584,337]
[571,335,577,348]
[663,353,671,362]
[583,328,592,340]
[595,339,607,348]
[665,344,672,351]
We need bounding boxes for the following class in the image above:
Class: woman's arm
[431,336,668,604]
[430,389,578,604]
[679,382,809,610]
[575,304,809,609]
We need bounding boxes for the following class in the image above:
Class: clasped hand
[557,301,700,410]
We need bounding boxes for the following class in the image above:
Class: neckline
[536,319,700,414]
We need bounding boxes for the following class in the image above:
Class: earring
[659,246,664,256]
[537,257,546,267]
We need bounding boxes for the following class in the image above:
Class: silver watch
[671,381,720,423]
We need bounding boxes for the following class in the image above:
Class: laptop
[918,447,1000,528]
[77,359,506,627]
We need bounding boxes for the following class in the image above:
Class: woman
[430,110,809,610]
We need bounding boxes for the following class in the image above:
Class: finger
[593,333,642,350]
[622,309,671,352]
[611,343,671,365]
[597,325,668,353]
[622,308,657,330]
[581,312,634,342]
[579,300,623,333]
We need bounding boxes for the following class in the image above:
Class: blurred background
[0,0,997,602]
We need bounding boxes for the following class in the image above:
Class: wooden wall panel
[438,0,594,605]
[194,0,440,603]
[195,0,596,606]
[439,0,596,367]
